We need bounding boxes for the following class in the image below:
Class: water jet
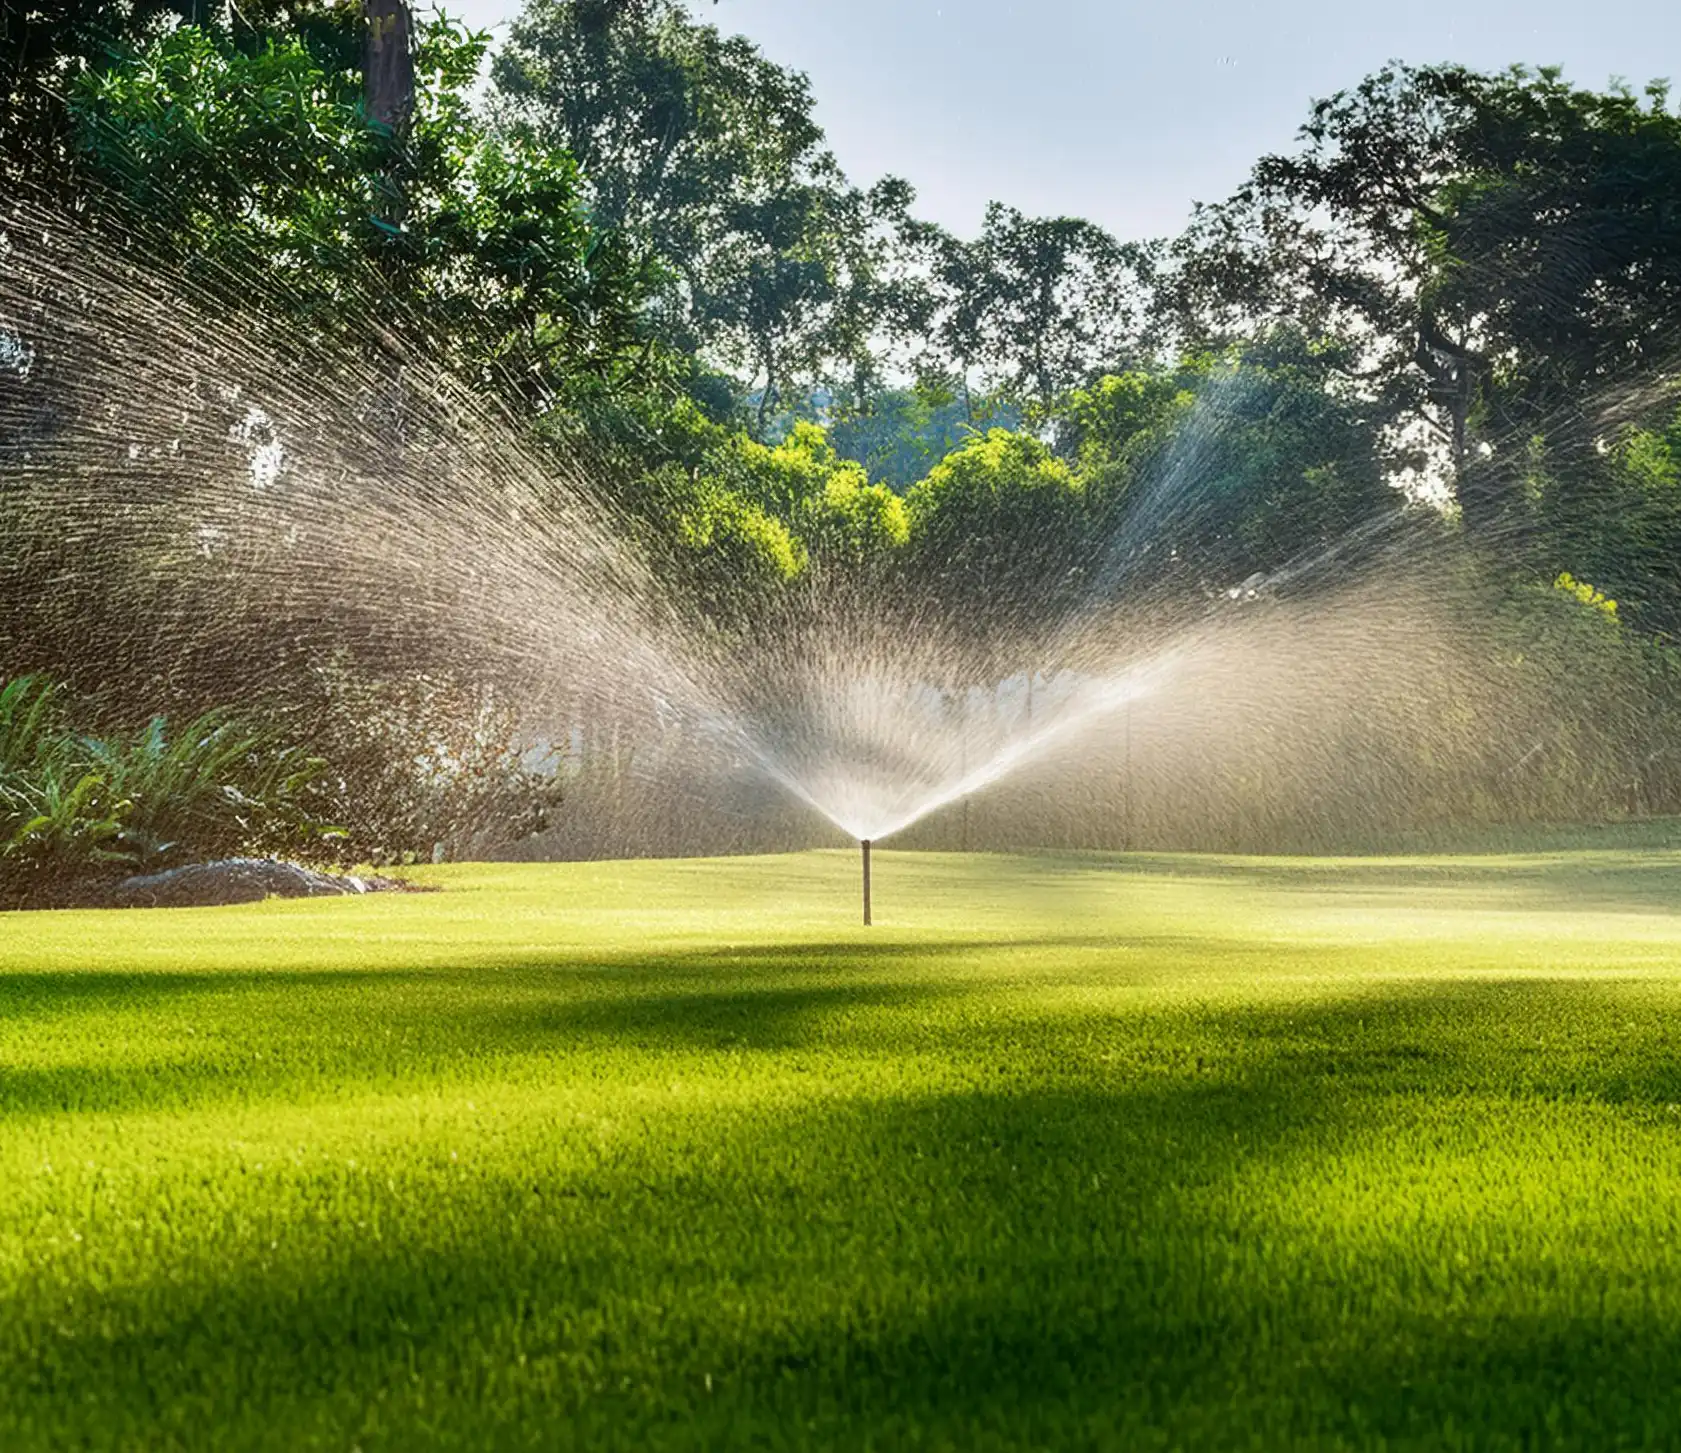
[3,202,1649,891]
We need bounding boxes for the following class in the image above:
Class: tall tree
[68,12,659,407]
[1162,64,1681,534]
[362,0,414,135]
[491,0,916,428]
[918,205,1150,413]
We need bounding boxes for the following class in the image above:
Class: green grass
[7,849,1681,1451]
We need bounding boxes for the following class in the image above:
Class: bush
[0,674,335,903]
[295,670,566,867]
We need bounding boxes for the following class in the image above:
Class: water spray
[861,839,872,926]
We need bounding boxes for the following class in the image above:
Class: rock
[110,858,398,908]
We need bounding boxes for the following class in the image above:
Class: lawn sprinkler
[861,838,872,926]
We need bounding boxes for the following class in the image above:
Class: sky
[446,0,1680,243]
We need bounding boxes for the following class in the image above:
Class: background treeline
[3,0,1681,891]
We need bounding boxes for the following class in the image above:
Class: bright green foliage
[1056,368,1194,477]
[619,411,913,610]
[907,429,1082,533]
[796,469,910,569]
[70,14,659,406]
[906,431,1088,620]
[11,850,1681,1448]
[673,486,804,589]
[724,421,862,519]
[1553,572,1618,618]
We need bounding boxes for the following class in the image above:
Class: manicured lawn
[6,848,1681,1450]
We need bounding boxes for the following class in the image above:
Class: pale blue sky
[450,0,1679,242]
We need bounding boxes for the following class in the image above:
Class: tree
[827,379,1018,490]
[903,429,1089,634]
[68,13,660,407]
[918,204,1150,414]
[808,176,927,412]
[363,0,415,135]
[1062,334,1404,594]
[492,0,799,267]
[1,0,359,188]
[1431,71,1681,474]
[1162,64,1681,534]
[689,169,843,437]
[493,0,920,432]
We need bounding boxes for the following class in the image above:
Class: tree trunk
[755,351,776,439]
[364,0,415,446]
[364,0,415,137]
[1416,314,1494,531]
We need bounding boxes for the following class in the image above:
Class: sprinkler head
[861,838,872,926]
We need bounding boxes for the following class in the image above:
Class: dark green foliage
[68,12,662,407]
[826,382,1019,490]
[1522,405,1681,641]
[0,675,332,901]
[1132,332,1401,585]
[1165,63,1681,538]
[0,677,128,882]
[0,0,350,187]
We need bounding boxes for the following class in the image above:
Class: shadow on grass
[9,991,1681,1451]
[6,944,1681,1122]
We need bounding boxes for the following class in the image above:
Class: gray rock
[110,858,388,908]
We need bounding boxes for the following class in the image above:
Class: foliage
[1128,333,1401,586]
[0,675,333,899]
[297,671,567,866]
[911,204,1150,412]
[1055,370,1193,476]
[0,677,127,883]
[826,381,1019,490]
[1525,403,1681,638]
[1163,63,1681,536]
[797,466,911,570]
[905,430,1088,624]
[69,12,661,407]
[671,481,805,603]
[1553,572,1618,619]
[493,0,916,430]
[1,0,359,187]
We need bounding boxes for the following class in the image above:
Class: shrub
[0,674,335,902]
